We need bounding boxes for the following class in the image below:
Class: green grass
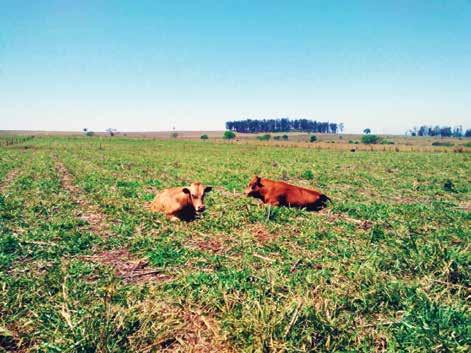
[1,136,470,352]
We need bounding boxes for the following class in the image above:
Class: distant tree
[223,131,236,140]
[465,129,471,138]
[338,123,344,133]
[410,125,465,137]
[282,134,289,140]
[85,131,95,137]
[409,126,418,136]
[226,118,342,133]
[440,127,452,137]
[310,135,317,142]
[362,134,380,144]
[329,123,338,134]
[452,126,463,138]
[257,134,271,141]
[200,134,208,140]
[363,128,371,134]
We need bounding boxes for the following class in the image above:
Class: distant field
[0,136,470,352]
[1,130,471,153]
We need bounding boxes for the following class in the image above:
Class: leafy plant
[361,134,380,144]
[223,131,236,139]
[257,134,271,141]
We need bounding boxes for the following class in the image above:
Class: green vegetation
[362,134,381,144]
[309,135,317,142]
[274,134,288,141]
[0,136,469,352]
[432,141,454,147]
[200,134,209,140]
[257,134,271,141]
[223,130,236,140]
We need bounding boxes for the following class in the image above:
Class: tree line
[226,119,343,134]
[408,125,470,138]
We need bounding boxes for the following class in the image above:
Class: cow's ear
[204,186,212,193]
[182,187,191,194]
[256,176,262,185]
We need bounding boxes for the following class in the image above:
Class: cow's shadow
[173,206,199,222]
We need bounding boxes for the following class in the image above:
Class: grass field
[1,136,470,352]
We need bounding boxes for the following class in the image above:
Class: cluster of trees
[226,119,343,134]
[408,125,469,138]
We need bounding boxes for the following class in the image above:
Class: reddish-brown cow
[244,176,330,211]
[149,182,212,221]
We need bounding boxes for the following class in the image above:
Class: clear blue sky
[1,1,470,134]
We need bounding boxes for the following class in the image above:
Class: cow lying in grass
[244,176,330,211]
[149,182,212,221]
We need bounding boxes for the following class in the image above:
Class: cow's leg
[167,215,180,222]
[266,198,280,206]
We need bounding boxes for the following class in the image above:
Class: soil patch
[250,223,278,243]
[320,210,373,230]
[85,248,171,284]
[55,162,111,237]
[0,168,20,193]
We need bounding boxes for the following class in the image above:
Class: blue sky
[1,1,470,134]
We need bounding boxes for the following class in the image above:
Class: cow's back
[150,187,189,214]
[265,179,325,208]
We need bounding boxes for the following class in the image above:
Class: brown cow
[244,176,330,211]
[149,182,212,221]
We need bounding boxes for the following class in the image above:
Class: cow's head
[244,175,263,197]
[182,182,212,213]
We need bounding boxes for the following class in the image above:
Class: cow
[244,176,330,211]
[149,182,212,221]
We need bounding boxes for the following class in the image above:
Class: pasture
[0,136,470,352]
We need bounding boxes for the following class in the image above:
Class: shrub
[463,142,471,148]
[310,135,317,143]
[282,134,289,140]
[273,136,281,140]
[361,134,380,144]
[380,140,395,145]
[257,134,271,141]
[223,131,236,140]
[443,180,455,192]
[200,134,208,140]
[301,170,314,180]
[431,141,453,147]
[85,131,95,137]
